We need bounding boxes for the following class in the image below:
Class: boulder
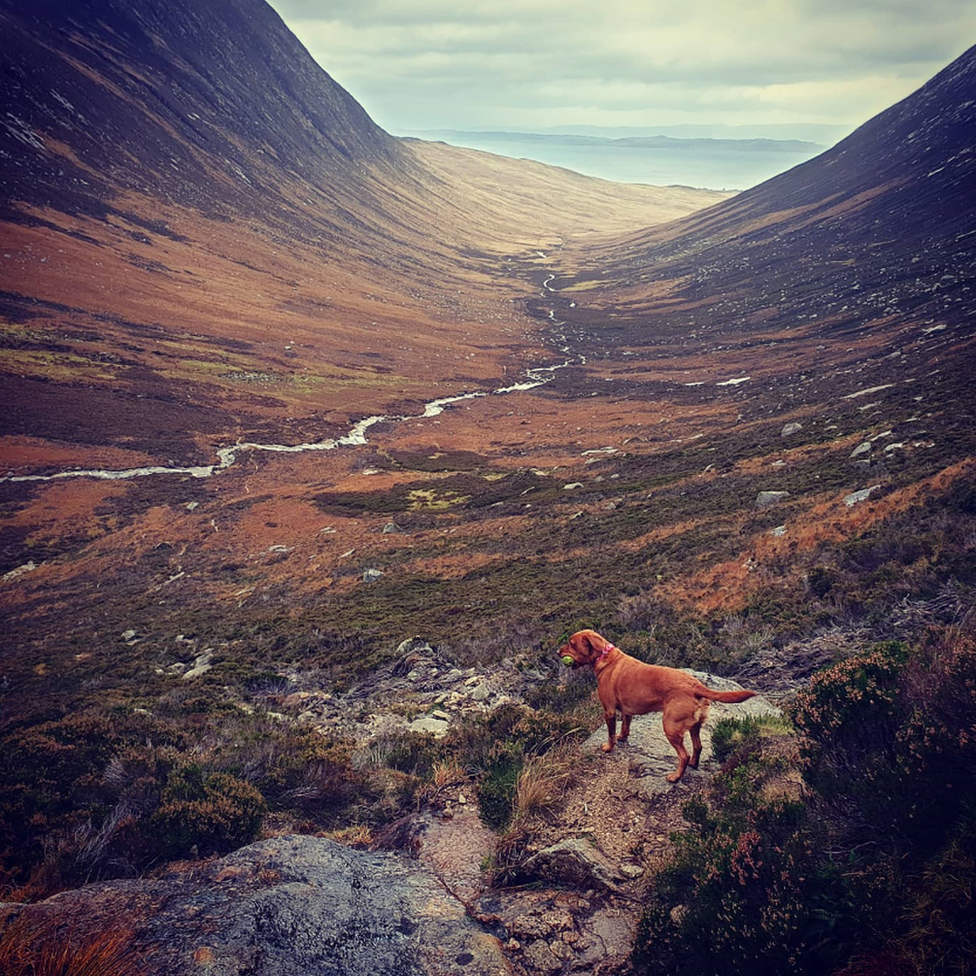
[522,838,621,892]
[0,835,511,976]
[845,485,881,506]
[755,490,790,509]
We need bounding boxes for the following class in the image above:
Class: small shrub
[478,746,524,830]
[149,766,265,858]
[710,713,791,764]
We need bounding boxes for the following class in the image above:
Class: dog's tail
[697,687,757,703]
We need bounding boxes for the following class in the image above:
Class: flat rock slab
[0,835,511,976]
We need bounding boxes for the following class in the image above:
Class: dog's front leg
[602,711,617,753]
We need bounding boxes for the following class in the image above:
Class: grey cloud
[267,0,976,130]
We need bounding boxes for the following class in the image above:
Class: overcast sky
[266,1,976,135]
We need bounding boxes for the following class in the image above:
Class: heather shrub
[149,765,265,858]
[633,730,850,976]
[635,630,976,975]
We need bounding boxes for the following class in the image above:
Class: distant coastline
[398,125,844,191]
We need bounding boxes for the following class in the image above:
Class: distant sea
[400,129,832,192]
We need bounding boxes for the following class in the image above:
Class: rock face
[0,835,511,976]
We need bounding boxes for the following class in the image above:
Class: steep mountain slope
[561,43,976,351]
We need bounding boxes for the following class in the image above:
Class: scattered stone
[362,568,384,583]
[182,663,212,681]
[756,490,790,509]
[781,422,803,436]
[523,838,621,892]
[381,522,403,534]
[409,716,451,738]
[168,662,187,674]
[770,525,787,537]
[121,628,137,641]
[845,485,882,507]
[562,482,583,490]
[470,682,490,702]
[432,710,450,721]
[185,501,199,511]
[3,560,40,583]
[619,863,644,879]
[850,441,872,459]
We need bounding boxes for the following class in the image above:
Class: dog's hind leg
[688,721,704,768]
[688,701,708,769]
[663,713,691,782]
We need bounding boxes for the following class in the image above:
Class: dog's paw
[601,742,615,753]
[666,771,683,783]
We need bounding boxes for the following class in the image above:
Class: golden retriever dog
[558,629,758,782]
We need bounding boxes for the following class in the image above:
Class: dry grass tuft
[0,918,144,976]
[512,743,578,827]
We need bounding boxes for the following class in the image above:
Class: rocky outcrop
[0,835,511,976]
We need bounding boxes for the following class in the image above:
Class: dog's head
[557,629,610,668]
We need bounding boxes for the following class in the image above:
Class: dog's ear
[577,630,600,662]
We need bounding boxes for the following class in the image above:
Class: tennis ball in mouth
[561,655,575,667]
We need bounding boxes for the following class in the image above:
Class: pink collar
[596,643,615,665]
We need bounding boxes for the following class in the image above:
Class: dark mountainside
[1,0,406,219]
[1,4,975,975]
[566,43,976,334]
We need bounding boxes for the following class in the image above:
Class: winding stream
[3,282,580,484]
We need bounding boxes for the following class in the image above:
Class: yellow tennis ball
[561,655,575,667]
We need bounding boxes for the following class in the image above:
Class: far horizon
[395,124,840,192]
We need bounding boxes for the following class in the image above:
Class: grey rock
[756,490,790,509]
[381,522,403,534]
[523,838,621,892]
[0,835,510,976]
[408,716,451,738]
[469,682,490,702]
[121,629,137,641]
[362,568,384,583]
[181,663,212,681]
[523,940,563,974]
[850,441,872,458]
[845,485,882,506]
[562,482,583,490]
[781,422,803,437]
[769,524,787,537]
